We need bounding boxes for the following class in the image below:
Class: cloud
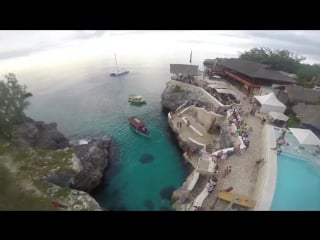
[72,30,106,39]
[240,31,320,62]
[0,30,107,61]
[1,30,320,65]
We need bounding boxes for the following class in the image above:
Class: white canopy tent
[289,128,320,145]
[268,111,289,122]
[254,92,286,114]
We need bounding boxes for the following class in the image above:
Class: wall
[258,86,274,96]
[169,80,228,108]
[190,106,225,132]
[253,124,278,210]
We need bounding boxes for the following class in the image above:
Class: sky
[1,30,320,74]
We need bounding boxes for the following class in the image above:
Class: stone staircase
[205,144,213,153]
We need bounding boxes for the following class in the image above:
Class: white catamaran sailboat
[110,54,130,77]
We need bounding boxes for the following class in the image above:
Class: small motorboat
[128,95,146,104]
[128,116,150,137]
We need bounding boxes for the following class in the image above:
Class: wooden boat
[128,95,146,104]
[128,116,150,137]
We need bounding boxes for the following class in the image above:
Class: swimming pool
[271,128,320,210]
[274,128,320,167]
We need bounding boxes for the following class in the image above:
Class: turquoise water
[23,59,187,210]
[274,128,320,166]
[271,153,320,210]
[272,128,320,210]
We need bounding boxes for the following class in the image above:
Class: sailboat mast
[114,53,119,73]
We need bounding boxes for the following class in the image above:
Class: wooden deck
[218,191,256,208]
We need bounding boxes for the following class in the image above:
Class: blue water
[271,152,320,210]
[23,59,188,210]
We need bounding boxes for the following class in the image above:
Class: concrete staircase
[206,144,213,153]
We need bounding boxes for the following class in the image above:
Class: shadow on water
[165,125,193,176]
[139,153,155,164]
[158,109,193,176]
[159,206,173,211]
[110,201,127,211]
[144,200,155,210]
[160,186,176,201]
[93,108,191,209]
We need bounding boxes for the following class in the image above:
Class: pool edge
[254,124,278,211]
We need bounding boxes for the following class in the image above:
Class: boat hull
[110,71,130,77]
[129,124,150,138]
[128,100,146,104]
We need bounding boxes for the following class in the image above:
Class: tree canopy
[239,47,320,87]
[0,73,32,139]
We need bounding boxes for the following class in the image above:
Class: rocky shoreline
[161,81,213,210]
[2,116,115,210]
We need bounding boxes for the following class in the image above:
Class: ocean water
[23,58,188,211]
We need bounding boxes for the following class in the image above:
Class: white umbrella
[269,111,289,122]
[289,128,320,145]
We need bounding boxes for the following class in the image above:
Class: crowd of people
[204,86,240,106]
[207,177,218,193]
[228,107,252,150]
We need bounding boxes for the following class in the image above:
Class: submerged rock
[139,153,154,164]
[144,200,155,210]
[159,206,173,211]
[160,186,176,201]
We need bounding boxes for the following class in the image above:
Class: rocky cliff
[0,117,113,211]
[161,82,211,112]
[11,116,70,150]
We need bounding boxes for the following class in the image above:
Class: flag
[189,50,192,64]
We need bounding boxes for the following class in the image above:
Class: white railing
[192,184,210,209]
[212,147,235,156]
[188,137,206,148]
[189,125,203,137]
[187,171,200,191]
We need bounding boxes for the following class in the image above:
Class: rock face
[7,116,114,210]
[44,168,76,188]
[44,137,112,193]
[71,136,112,192]
[11,117,69,150]
[161,83,211,112]
[46,183,102,211]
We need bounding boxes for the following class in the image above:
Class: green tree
[0,73,32,139]
[239,47,320,87]
[240,47,305,73]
